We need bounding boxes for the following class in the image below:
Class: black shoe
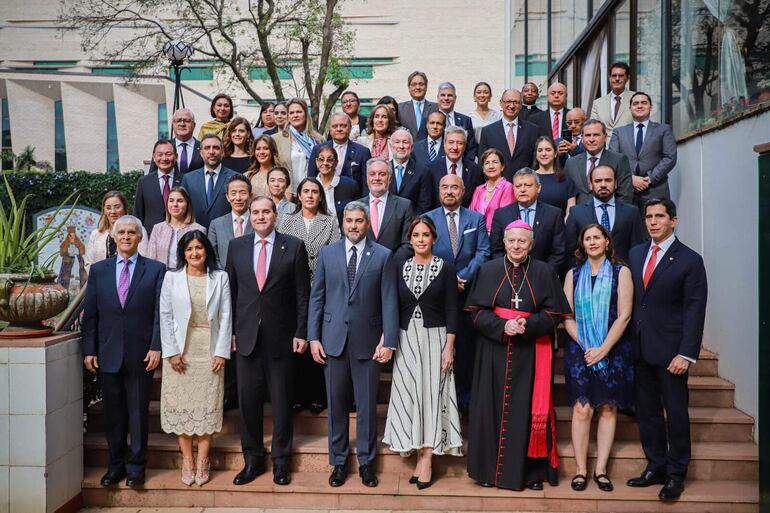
[627,470,666,487]
[329,465,346,487]
[571,474,587,491]
[233,463,265,485]
[359,463,378,487]
[292,403,305,413]
[478,481,494,488]
[409,475,419,484]
[125,473,145,488]
[273,463,291,485]
[309,402,326,414]
[658,479,684,500]
[416,478,433,490]
[100,469,126,487]
[593,473,614,492]
[525,481,543,490]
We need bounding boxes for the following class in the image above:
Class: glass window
[510,0,527,84]
[611,0,631,65]
[637,0,662,121]
[2,98,12,170]
[54,100,67,172]
[157,103,169,140]
[551,0,590,67]
[106,101,119,173]
[527,0,550,88]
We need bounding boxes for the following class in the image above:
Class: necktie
[523,208,533,225]
[118,258,131,307]
[179,142,189,175]
[347,246,357,288]
[206,171,215,206]
[415,101,423,131]
[371,197,381,238]
[636,123,644,156]
[599,203,611,231]
[395,165,404,191]
[256,239,267,290]
[235,217,243,237]
[429,140,438,161]
[506,122,516,155]
[162,174,170,206]
[448,211,459,256]
[335,144,345,174]
[552,111,560,140]
[588,156,598,177]
[643,245,660,289]
[613,95,621,121]
[450,162,457,175]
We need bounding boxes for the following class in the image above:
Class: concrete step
[80,467,758,512]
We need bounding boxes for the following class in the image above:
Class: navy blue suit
[419,111,477,161]
[181,166,238,228]
[412,138,445,174]
[427,157,484,209]
[330,176,360,226]
[307,140,371,192]
[478,118,541,180]
[565,199,647,264]
[388,158,433,214]
[82,254,165,475]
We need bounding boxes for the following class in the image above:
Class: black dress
[537,172,577,215]
[223,156,250,174]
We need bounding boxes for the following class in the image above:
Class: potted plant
[0,172,78,338]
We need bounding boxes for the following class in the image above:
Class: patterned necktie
[371,197,381,238]
[179,142,189,175]
[256,239,267,290]
[335,144,345,174]
[118,258,131,307]
[588,156,598,177]
[395,165,404,191]
[643,245,660,289]
[347,246,357,288]
[507,122,516,155]
[523,208,533,225]
[162,174,170,206]
[450,162,457,175]
[415,101,423,131]
[235,217,243,237]
[599,203,611,231]
[552,110,560,140]
[614,95,622,121]
[448,211,459,256]
[206,171,215,206]
[636,123,644,156]
[429,140,438,161]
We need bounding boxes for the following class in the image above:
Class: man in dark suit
[490,168,566,274]
[82,215,165,488]
[565,165,647,265]
[388,128,432,213]
[478,89,541,181]
[427,126,483,209]
[397,71,438,139]
[519,82,542,121]
[608,92,678,210]
[180,134,238,228]
[564,119,634,204]
[357,157,413,259]
[564,108,587,158]
[226,196,311,486]
[308,112,371,191]
[626,199,707,501]
[411,111,447,173]
[431,82,477,160]
[149,108,204,175]
[529,82,570,141]
[425,173,490,413]
[308,201,399,488]
[134,140,182,235]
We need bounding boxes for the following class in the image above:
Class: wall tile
[0,348,8,364]
[0,465,8,513]
[9,363,46,415]
[9,348,45,364]
[9,466,45,513]
[0,416,8,466]
[0,364,8,415]
[9,415,45,466]
[44,357,68,414]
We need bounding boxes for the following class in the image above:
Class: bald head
[547,82,567,110]
[566,107,586,135]
[438,173,465,210]
[500,89,523,121]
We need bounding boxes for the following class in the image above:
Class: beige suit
[590,89,636,143]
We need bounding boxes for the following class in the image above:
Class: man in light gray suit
[565,119,633,204]
[208,174,254,267]
[589,61,636,142]
[609,91,677,210]
[308,201,399,489]
[397,71,439,139]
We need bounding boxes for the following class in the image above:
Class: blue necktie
[415,101,423,131]
[206,171,215,206]
[635,123,644,156]
[523,208,533,225]
[429,140,437,161]
[599,203,611,231]
[395,165,404,191]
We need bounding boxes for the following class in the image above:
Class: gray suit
[208,212,253,267]
[609,120,677,206]
[397,99,439,139]
[564,149,634,204]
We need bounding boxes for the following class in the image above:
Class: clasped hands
[309,336,393,365]
[504,317,527,336]
[169,354,226,374]
[633,175,651,192]
[84,350,162,374]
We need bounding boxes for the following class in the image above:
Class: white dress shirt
[549,108,566,132]
[444,156,464,176]
[157,169,174,195]
[344,237,366,273]
[585,149,604,176]
[253,230,276,276]
[321,176,339,214]
[176,138,195,170]
[333,141,348,176]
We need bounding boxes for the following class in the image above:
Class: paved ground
[79,509,553,513]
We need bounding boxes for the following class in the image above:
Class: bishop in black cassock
[465,220,570,491]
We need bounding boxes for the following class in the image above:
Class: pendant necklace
[504,257,529,310]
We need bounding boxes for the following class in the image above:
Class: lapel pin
[366,251,371,256]
[407,170,413,175]
[281,246,285,250]
[669,256,674,261]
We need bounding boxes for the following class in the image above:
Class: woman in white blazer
[159,230,231,487]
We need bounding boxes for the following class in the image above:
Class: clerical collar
[506,255,529,268]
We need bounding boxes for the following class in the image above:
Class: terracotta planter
[0,272,70,338]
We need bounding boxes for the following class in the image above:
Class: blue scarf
[289,125,314,160]
[574,259,612,372]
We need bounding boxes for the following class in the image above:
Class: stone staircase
[81,348,759,512]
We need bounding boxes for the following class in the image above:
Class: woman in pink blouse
[469,148,516,231]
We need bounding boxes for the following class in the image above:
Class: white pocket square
[463,227,477,235]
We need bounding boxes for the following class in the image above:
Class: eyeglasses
[173,118,193,124]
[316,157,336,163]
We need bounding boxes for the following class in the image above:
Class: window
[54,100,67,171]
[106,101,119,172]
[157,103,169,140]
[2,98,12,170]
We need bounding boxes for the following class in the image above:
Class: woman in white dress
[146,187,206,267]
[468,81,502,144]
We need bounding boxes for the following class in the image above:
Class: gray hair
[444,125,467,142]
[366,156,392,178]
[172,108,196,124]
[330,111,352,127]
[390,127,413,144]
[111,215,144,240]
[437,81,456,95]
[343,200,369,221]
[582,118,608,135]
[513,167,541,185]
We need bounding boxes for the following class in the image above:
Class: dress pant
[99,364,153,475]
[324,340,381,466]
[453,296,475,413]
[237,348,295,465]
[224,357,238,404]
[294,351,327,407]
[635,359,691,481]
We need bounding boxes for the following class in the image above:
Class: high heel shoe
[408,475,419,484]
[416,466,433,490]
[195,457,210,486]
[181,457,195,486]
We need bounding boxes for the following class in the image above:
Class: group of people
[81,62,707,502]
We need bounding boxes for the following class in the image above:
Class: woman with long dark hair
[223,116,254,174]
[533,136,577,216]
[146,187,206,267]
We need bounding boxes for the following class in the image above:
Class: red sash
[494,306,558,467]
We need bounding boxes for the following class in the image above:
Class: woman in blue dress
[563,224,634,493]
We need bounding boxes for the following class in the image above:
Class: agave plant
[0,172,78,276]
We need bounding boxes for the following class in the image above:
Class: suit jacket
[412,138,446,174]
[609,120,677,201]
[490,201,566,273]
[424,206,490,283]
[307,238,399,358]
[518,104,542,122]
[149,137,204,175]
[134,170,182,236]
[82,254,166,373]
[358,193,414,259]
[590,89,636,141]
[628,238,708,365]
[225,231,311,358]
[389,157,434,214]
[159,269,232,359]
[307,140,371,192]
[180,166,238,228]
[564,150,633,204]
[398,99,439,139]
[427,111,478,160]
[478,118,541,180]
[427,157,484,209]
[529,108,570,138]
[208,212,254,268]
[326,176,360,226]
[565,199,647,264]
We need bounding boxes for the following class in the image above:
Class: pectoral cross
[512,293,522,309]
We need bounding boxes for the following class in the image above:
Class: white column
[60,82,107,172]
[5,80,56,165]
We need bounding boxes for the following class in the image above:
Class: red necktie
[162,174,170,206]
[643,245,660,289]
[256,239,267,290]
[450,162,457,175]
[552,111,560,140]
